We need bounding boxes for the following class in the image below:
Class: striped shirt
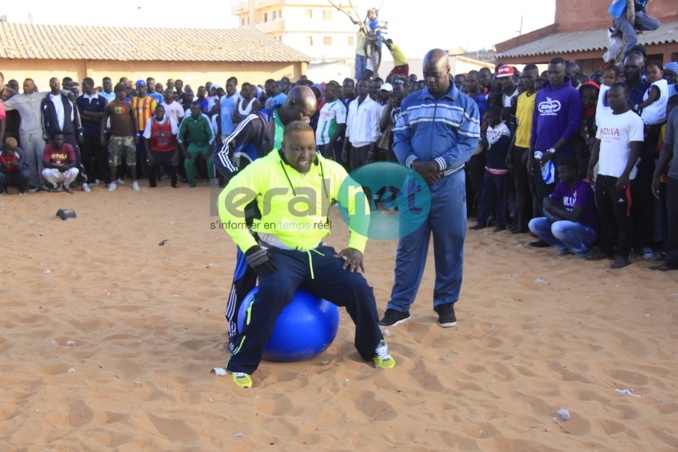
[130,96,157,133]
[315,99,347,146]
[394,84,480,172]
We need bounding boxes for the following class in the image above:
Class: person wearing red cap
[496,65,518,109]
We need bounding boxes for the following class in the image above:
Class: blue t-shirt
[265,93,287,110]
[471,93,488,122]
[366,18,382,38]
[551,180,599,233]
[148,91,164,105]
[219,94,240,137]
[608,0,627,19]
[76,94,108,134]
[199,99,210,115]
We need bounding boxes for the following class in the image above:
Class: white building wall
[235,1,360,62]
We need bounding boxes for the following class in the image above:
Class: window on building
[273,11,277,20]
[241,18,245,26]
[307,36,314,46]
[264,12,268,22]
[279,9,282,18]
[323,36,332,45]
[348,36,354,46]
[323,10,332,20]
[306,9,313,19]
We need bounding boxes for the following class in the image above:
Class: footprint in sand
[148,413,199,441]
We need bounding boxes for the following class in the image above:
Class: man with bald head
[380,49,480,329]
[214,85,317,352]
[215,85,317,178]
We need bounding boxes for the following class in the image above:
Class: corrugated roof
[497,20,678,58]
[0,22,310,63]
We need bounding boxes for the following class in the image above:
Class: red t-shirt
[149,118,176,152]
[43,143,76,166]
[0,153,20,173]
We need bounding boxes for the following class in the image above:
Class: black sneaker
[378,309,411,326]
[435,303,457,328]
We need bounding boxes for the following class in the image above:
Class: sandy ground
[1,183,677,451]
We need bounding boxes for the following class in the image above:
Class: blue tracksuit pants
[226,245,383,374]
[387,169,467,312]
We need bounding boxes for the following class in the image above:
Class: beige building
[233,0,360,63]
[0,22,310,90]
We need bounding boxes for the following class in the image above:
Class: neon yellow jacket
[218,150,369,253]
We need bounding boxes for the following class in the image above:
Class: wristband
[245,247,269,267]
[547,148,556,154]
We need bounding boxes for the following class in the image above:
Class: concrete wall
[0,59,307,91]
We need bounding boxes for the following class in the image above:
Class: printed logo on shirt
[562,193,577,211]
[538,97,561,116]
[599,128,620,136]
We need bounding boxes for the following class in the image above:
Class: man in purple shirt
[527,57,583,219]
[528,157,599,257]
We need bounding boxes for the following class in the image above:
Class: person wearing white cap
[378,82,392,107]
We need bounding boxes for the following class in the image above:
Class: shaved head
[422,48,450,97]
[279,85,317,125]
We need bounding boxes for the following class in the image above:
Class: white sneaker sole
[379,316,411,327]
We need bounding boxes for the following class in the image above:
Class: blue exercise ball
[237,287,340,362]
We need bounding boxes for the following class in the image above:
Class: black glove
[245,245,277,276]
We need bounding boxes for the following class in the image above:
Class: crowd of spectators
[1,40,676,270]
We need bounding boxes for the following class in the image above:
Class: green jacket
[178,113,214,146]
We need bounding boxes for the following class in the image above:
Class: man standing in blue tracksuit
[379,48,480,329]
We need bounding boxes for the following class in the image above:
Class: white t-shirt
[595,84,612,128]
[596,110,644,178]
[49,94,74,131]
[641,79,669,125]
[502,90,518,108]
[315,99,347,146]
[163,101,185,127]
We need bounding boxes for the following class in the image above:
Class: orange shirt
[130,96,157,132]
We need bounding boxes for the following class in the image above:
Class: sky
[4,0,556,57]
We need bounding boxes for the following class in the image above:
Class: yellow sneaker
[232,372,252,389]
[373,340,396,369]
